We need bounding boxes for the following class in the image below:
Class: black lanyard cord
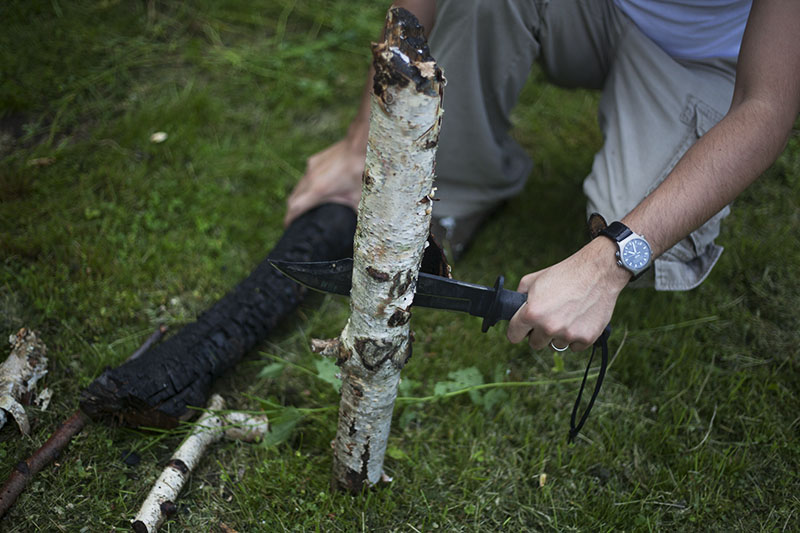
[568,325,611,444]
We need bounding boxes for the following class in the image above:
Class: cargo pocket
[652,95,729,291]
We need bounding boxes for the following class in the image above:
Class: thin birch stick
[325,7,444,492]
[131,394,269,533]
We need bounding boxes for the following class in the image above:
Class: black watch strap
[597,221,651,281]
[599,221,632,242]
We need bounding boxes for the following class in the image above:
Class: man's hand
[284,138,366,227]
[507,238,630,351]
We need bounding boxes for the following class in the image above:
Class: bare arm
[507,0,800,351]
[624,0,800,256]
[284,1,436,226]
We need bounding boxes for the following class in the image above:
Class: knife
[269,258,527,332]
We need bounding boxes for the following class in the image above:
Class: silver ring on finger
[550,340,569,352]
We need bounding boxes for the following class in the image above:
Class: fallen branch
[0,411,89,517]
[0,327,166,518]
[0,328,48,435]
[131,394,269,533]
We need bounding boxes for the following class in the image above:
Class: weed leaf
[314,357,341,392]
[481,388,509,412]
[261,407,303,448]
[257,362,286,379]
[434,366,484,405]
[387,445,409,461]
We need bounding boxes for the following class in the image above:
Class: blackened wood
[79,203,357,428]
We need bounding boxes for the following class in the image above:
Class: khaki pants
[429,0,737,290]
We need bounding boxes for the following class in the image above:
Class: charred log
[80,203,356,428]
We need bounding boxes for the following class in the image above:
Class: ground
[1,1,799,531]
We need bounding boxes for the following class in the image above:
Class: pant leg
[430,0,737,290]
[427,0,629,258]
[428,0,543,219]
[583,19,737,290]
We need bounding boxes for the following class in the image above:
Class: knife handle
[481,276,528,332]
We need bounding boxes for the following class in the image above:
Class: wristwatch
[599,221,653,280]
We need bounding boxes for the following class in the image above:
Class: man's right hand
[284,1,436,228]
[283,137,366,227]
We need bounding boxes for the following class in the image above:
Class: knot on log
[311,338,350,365]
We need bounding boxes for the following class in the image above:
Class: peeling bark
[0,328,48,435]
[330,7,443,492]
[131,394,269,533]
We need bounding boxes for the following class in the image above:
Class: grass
[1,1,799,531]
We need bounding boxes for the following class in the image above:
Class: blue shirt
[614,0,752,60]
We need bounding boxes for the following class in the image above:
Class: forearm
[623,99,796,257]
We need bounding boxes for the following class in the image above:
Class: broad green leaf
[386,445,409,460]
[433,366,484,405]
[397,407,420,429]
[481,388,508,412]
[314,357,341,392]
[260,407,303,448]
[398,377,421,396]
[257,361,286,379]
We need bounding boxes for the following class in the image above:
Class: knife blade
[269,258,527,332]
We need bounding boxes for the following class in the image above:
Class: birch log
[131,394,269,533]
[326,7,444,492]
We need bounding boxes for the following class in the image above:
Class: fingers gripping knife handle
[481,276,528,332]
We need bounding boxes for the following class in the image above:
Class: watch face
[621,238,651,271]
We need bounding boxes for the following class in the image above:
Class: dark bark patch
[387,309,411,328]
[363,171,374,187]
[353,337,397,371]
[167,458,189,475]
[14,462,30,476]
[366,266,390,282]
[371,8,443,103]
[389,270,414,299]
[421,233,451,278]
[339,440,370,493]
[335,344,351,366]
[160,501,178,517]
[392,336,413,369]
[351,383,364,398]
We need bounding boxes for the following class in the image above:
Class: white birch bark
[131,394,269,533]
[0,328,48,435]
[326,8,444,492]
